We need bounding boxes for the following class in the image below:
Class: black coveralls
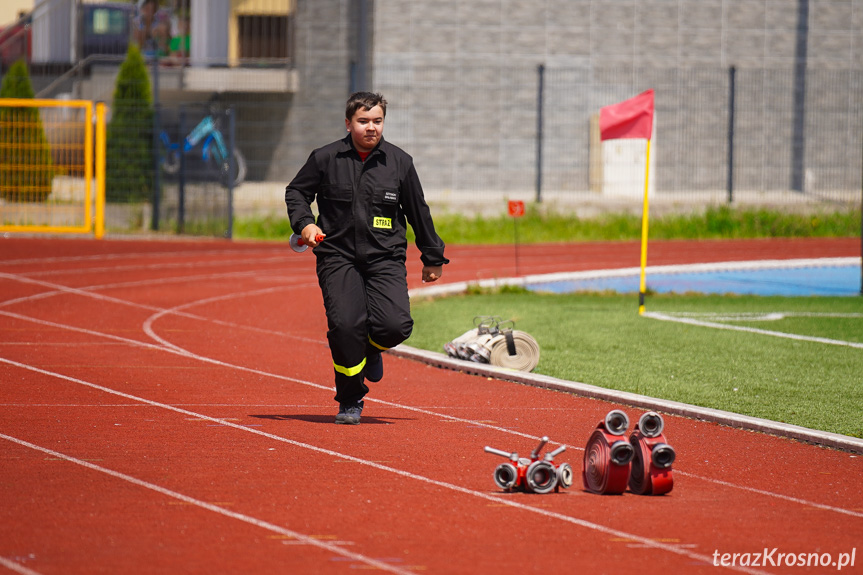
[285,135,448,405]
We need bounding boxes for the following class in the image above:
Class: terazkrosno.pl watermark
[713,548,856,570]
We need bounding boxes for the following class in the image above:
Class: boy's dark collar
[343,134,386,157]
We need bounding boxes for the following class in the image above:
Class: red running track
[1,236,861,574]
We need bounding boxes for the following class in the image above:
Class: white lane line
[0,308,549,444]
[0,557,42,575]
[0,247,287,267]
[3,307,862,519]
[0,433,413,575]
[643,311,863,350]
[674,471,863,518]
[15,256,292,278]
[0,272,321,346]
[0,270,309,310]
[2,279,861,517]
[0,359,772,574]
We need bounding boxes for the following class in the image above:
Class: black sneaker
[365,353,383,383]
[335,400,364,425]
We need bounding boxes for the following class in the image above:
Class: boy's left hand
[422,266,442,283]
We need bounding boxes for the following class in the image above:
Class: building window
[238,15,290,60]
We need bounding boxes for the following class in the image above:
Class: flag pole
[638,138,651,315]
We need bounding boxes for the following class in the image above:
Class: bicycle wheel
[213,148,247,187]
[162,149,181,174]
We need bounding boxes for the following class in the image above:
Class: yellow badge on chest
[373,217,392,229]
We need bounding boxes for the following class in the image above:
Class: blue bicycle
[159,112,247,187]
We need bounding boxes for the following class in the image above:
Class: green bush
[0,59,55,202]
[106,44,154,203]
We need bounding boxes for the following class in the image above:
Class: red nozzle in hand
[289,233,325,253]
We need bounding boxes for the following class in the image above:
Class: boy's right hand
[302,224,325,247]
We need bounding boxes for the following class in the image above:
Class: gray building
[271,0,862,211]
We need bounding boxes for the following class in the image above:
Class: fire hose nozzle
[289,233,325,253]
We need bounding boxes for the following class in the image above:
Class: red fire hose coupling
[628,412,676,495]
[583,410,677,496]
[484,437,573,494]
[582,410,635,495]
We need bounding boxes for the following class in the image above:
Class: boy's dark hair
[346,92,387,120]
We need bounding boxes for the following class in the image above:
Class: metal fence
[11,61,861,236]
[377,64,863,212]
[129,63,863,233]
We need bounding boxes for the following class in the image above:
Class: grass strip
[235,205,861,243]
[406,290,863,438]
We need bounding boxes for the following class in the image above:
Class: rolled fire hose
[487,330,540,372]
[628,412,676,495]
[582,410,635,495]
[445,324,541,372]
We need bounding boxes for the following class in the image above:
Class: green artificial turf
[406,290,863,438]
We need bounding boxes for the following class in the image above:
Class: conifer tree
[106,43,154,202]
[0,59,55,202]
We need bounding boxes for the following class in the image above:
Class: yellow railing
[0,98,106,239]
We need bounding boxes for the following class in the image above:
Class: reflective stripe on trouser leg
[368,337,388,352]
[317,255,414,404]
[333,357,366,377]
[318,256,370,405]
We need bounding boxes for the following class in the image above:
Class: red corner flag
[599,89,654,141]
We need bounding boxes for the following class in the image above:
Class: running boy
[285,92,449,424]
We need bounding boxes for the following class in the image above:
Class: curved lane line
[0,358,774,574]
[3,272,862,518]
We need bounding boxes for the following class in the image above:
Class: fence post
[726,66,736,204]
[226,107,235,239]
[178,105,186,234]
[535,63,544,203]
[152,58,161,231]
[95,102,107,239]
[791,0,809,193]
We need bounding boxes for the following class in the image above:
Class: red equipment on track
[582,410,635,495]
[628,412,676,495]
[484,437,573,494]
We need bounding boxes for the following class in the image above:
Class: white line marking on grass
[0,557,42,575]
[643,311,863,350]
[0,433,413,575]
[0,360,773,574]
[662,311,863,322]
